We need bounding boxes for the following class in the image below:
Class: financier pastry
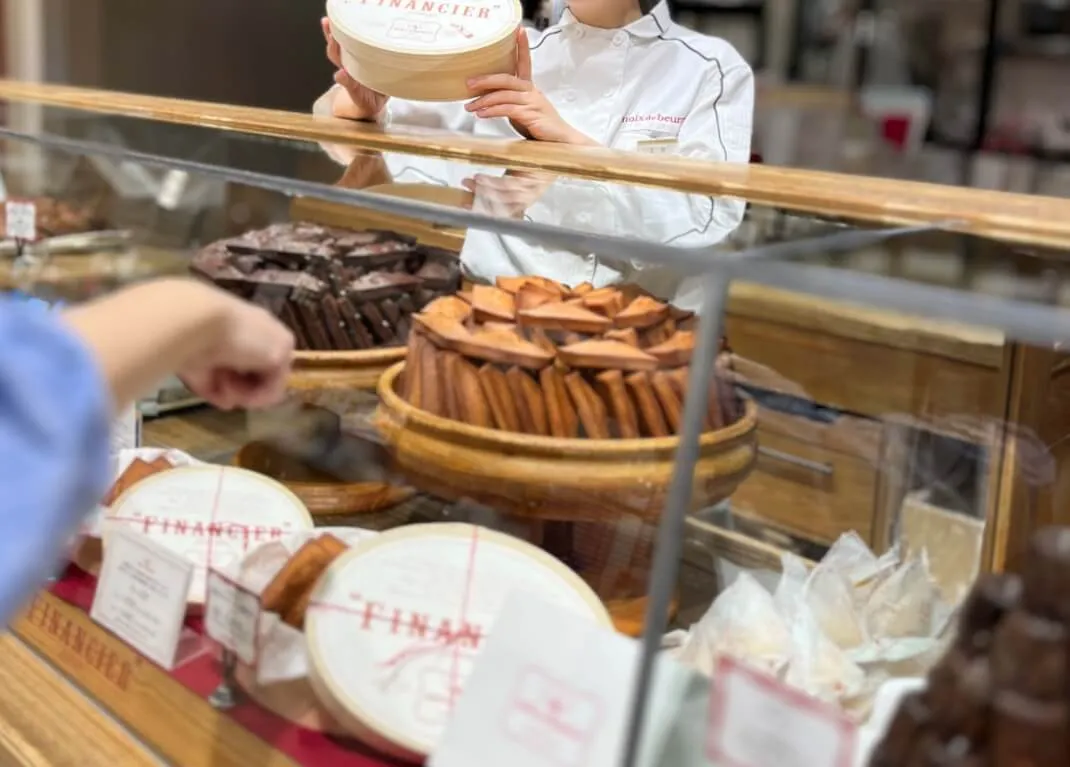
[398,277,742,439]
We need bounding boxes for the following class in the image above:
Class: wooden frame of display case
[0,80,1068,763]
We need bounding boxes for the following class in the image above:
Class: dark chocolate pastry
[955,573,1022,653]
[870,693,932,766]
[990,691,1069,765]
[192,222,461,351]
[870,526,1070,767]
[1021,527,1070,622]
[348,271,422,302]
[990,610,1066,699]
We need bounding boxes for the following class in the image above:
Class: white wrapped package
[864,553,939,639]
[784,606,866,707]
[670,531,953,722]
[225,527,378,685]
[675,573,791,678]
[806,562,869,650]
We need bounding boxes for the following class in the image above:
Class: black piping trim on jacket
[530,28,562,50]
[648,10,732,239]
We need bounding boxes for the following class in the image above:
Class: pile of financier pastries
[870,527,1070,767]
[403,276,741,439]
[191,222,461,351]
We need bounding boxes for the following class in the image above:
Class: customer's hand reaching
[177,290,295,411]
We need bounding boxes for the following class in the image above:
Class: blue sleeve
[0,300,111,625]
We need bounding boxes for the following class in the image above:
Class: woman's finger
[327,38,343,68]
[475,104,522,120]
[321,17,331,42]
[467,74,531,94]
[515,28,533,81]
[465,90,528,112]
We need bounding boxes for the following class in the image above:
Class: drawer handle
[758,446,834,477]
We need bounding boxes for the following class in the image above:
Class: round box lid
[305,523,611,760]
[327,0,521,57]
[105,465,314,604]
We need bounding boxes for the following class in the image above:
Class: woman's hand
[465,30,598,146]
[463,171,555,218]
[321,17,389,122]
[178,290,295,411]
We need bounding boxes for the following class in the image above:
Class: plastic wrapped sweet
[671,533,952,720]
[676,573,791,678]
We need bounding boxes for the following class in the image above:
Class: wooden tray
[289,347,406,393]
[233,441,413,517]
[374,362,759,523]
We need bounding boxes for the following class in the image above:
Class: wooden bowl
[289,347,406,393]
[374,363,758,523]
[233,442,413,517]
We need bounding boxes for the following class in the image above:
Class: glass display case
[2,81,1070,767]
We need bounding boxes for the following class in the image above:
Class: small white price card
[156,169,189,211]
[90,526,193,670]
[204,568,261,665]
[706,656,856,767]
[5,200,36,241]
[431,596,691,767]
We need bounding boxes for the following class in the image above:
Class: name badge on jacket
[636,137,679,155]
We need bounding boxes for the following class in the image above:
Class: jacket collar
[558,0,671,39]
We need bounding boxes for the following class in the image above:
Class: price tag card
[90,526,193,670]
[5,200,36,241]
[109,405,142,454]
[204,568,261,665]
[156,169,189,211]
[706,656,856,767]
[430,596,693,767]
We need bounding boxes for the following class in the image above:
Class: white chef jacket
[315,0,754,306]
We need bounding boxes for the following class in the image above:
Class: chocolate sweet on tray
[868,528,1070,767]
[400,276,741,439]
[191,223,460,351]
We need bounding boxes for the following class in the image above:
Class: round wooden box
[327,0,521,102]
[374,362,758,523]
[233,441,413,517]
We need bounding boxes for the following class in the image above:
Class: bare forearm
[60,280,226,412]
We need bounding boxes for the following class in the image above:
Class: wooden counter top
[0,635,160,766]
[1,80,1070,249]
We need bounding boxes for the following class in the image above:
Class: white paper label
[706,656,857,767]
[109,405,142,454]
[156,169,189,211]
[431,595,691,767]
[329,0,519,55]
[205,568,261,665]
[5,201,36,240]
[90,526,194,670]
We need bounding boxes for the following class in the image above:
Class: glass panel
[6,112,1070,764]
